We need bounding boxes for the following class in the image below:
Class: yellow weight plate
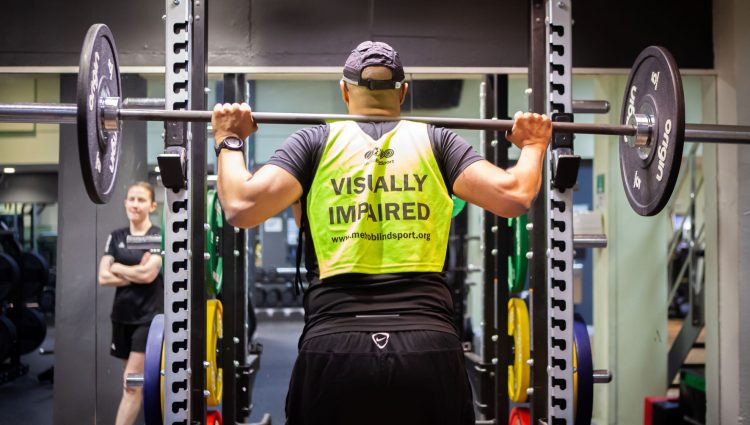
[507,297,530,403]
[206,299,223,406]
[573,341,578,419]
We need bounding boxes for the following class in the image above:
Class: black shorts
[110,322,150,359]
[285,330,475,425]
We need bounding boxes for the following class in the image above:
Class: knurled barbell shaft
[0,103,77,124]
[685,124,750,144]
[118,108,636,136]
[2,102,750,144]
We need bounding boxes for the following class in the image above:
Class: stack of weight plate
[205,190,224,417]
[506,214,532,421]
[142,190,225,425]
[143,300,224,425]
[504,214,596,424]
[0,252,47,368]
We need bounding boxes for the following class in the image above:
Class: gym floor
[0,317,303,425]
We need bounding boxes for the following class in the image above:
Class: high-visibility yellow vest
[307,120,453,278]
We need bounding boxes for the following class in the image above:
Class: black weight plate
[17,307,46,355]
[266,288,281,307]
[144,314,164,425]
[0,315,17,363]
[573,314,593,425]
[77,24,122,204]
[0,253,21,303]
[20,252,49,302]
[39,287,56,314]
[281,286,297,307]
[619,46,685,216]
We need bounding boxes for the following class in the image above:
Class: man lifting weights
[211,41,551,424]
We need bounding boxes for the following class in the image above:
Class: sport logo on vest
[371,332,390,349]
[363,147,395,166]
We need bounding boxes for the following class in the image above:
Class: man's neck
[347,106,401,117]
[130,219,152,235]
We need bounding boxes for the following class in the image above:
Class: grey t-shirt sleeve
[428,125,484,194]
[266,124,329,193]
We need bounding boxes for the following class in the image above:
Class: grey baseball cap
[342,41,405,90]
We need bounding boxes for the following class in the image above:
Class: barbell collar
[125,373,145,388]
[624,113,653,148]
[101,96,120,133]
[593,369,613,384]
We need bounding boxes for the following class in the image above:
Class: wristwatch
[215,136,244,157]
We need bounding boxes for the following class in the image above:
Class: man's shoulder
[292,124,329,141]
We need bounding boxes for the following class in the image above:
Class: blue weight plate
[144,314,164,425]
[619,46,685,216]
[573,314,593,425]
[76,24,122,204]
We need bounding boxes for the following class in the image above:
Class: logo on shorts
[371,332,390,349]
[111,343,116,350]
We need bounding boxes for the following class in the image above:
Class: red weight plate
[207,410,222,425]
[509,407,530,425]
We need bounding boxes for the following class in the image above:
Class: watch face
[225,137,243,149]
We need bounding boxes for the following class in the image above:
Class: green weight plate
[507,214,529,293]
[206,190,223,295]
[451,195,466,218]
[160,207,165,254]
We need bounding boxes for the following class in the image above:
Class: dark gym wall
[0,174,57,203]
[0,0,712,69]
[53,75,148,425]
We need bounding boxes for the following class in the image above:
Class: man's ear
[399,82,409,105]
[340,80,350,105]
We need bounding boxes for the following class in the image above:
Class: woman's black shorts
[110,322,150,359]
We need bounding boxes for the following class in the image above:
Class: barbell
[1,24,750,214]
